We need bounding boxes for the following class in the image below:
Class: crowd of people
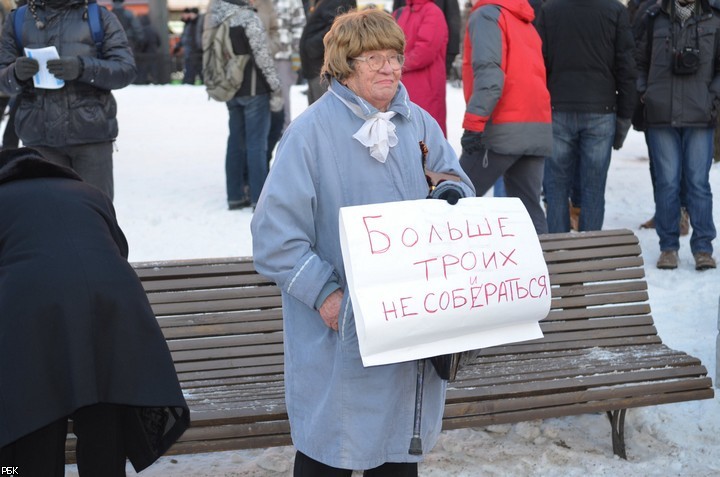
[0,0,718,475]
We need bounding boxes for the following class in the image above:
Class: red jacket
[462,0,552,156]
[395,0,448,135]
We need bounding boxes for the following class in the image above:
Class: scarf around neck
[329,83,399,163]
[675,0,696,23]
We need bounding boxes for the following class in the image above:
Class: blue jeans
[544,111,614,233]
[646,127,716,254]
[226,94,270,204]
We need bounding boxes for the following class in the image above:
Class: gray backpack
[202,13,250,102]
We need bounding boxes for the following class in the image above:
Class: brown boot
[640,216,655,229]
[569,203,580,232]
[679,208,690,236]
[656,250,678,270]
[694,252,716,271]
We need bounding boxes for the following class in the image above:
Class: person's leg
[30,145,72,167]
[543,111,577,233]
[243,94,271,205]
[225,98,250,208]
[646,126,683,253]
[267,109,285,167]
[182,51,195,84]
[459,147,511,197]
[276,59,297,130]
[493,177,506,197]
[363,462,418,477]
[73,404,127,477]
[66,142,115,200]
[293,450,353,477]
[0,418,67,477]
[641,131,657,228]
[306,76,328,105]
[577,112,614,231]
[501,154,548,235]
[2,97,19,149]
[680,127,716,255]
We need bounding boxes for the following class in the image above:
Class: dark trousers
[32,142,114,200]
[293,451,418,477]
[0,404,128,477]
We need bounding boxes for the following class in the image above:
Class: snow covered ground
[62,83,720,476]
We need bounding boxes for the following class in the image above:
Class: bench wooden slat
[156,309,284,328]
[442,388,715,430]
[171,342,284,364]
[177,363,285,382]
[150,296,282,315]
[163,320,282,344]
[147,285,281,305]
[545,303,651,321]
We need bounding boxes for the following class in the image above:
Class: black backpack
[13,2,104,57]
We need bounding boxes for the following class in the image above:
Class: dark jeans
[0,404,128,477]
[225,94,270,205]
[544,111,614,233]
[182,51,203,84]
[293,451,418,477]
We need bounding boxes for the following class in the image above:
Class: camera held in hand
[673,46,701,75]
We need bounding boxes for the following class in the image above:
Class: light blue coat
[251,80,474,469]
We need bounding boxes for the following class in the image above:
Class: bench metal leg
[606,409,627,459]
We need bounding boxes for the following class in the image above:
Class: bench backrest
[132,229,652,379]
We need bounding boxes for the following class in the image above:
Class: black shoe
[228,199,251,210]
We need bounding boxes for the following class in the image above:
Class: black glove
[14,56,39,81]
[613,117,632,150]
[429,180,465,205]
[47,57,83,81]
[461,129,484,155]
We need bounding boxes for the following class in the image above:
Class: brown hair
[321,8,406,83]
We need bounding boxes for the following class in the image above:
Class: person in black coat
[298,0,356,104]
[0,148,190,476]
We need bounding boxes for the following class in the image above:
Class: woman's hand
[319,289,344,331]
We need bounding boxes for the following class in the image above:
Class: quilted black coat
[0,0,136,147]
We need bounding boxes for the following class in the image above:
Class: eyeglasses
[352,53,405,71]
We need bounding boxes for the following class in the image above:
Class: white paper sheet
[24,46,64,90]
[339,197,550,367]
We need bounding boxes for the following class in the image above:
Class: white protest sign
[339,197,550,367]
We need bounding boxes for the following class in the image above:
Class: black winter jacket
[299,0,356,80]
[635,0,720,127]
[536,0,638,119]
[0,0,136,147]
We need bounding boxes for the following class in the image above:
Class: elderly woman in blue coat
[251,8,474,476]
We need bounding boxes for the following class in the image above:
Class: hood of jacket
[660,0,715,15]
[406,0,434,8]
[0,148,82,186]
[206,0,253,29]
[471,0,535,23]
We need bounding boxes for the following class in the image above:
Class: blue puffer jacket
[0,0,136,147]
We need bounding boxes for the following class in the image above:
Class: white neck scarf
[330,86,398,163]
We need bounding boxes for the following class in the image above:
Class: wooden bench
[63,228,715,461]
